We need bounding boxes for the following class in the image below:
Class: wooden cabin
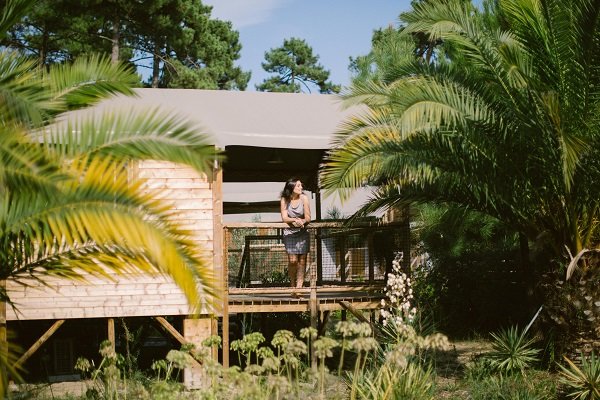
[7,89,410,386]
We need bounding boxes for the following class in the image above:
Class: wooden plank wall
[6,160,216,321]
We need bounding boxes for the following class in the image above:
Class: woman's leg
[287,254,299,287]
[296,254,307,288]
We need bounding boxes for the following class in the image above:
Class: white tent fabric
[58,88,362,149]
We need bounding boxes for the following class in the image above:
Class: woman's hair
[280,178,301,201]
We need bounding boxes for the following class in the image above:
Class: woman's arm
[280,198,292,222]
[281,198,305,227]
[302,194,311,224]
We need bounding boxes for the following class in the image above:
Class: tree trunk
[152,49,160,88]
[40,26,49,68]
[111,13,120,64]
[519,232,535,310]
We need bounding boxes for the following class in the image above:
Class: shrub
[488,326,540,374]
[467,371,557,400]
[558,352,600,400]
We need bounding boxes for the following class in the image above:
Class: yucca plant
[488,326,540,374]
[559,352,600,400]
[353,362,436,400]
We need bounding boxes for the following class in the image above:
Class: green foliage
[412,205,526,335]
[3,0,250,89]
[230,332,265,368]
[467,372,557,400]
[559,352,600,400]
[256,37,340,94]
[353,363,436,400]
[0,0,221,394]
[487,326,541,374]
[321,0,600,279]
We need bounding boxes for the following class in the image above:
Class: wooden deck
[228,285,385,313]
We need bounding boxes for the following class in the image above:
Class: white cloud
[203,0,292,28]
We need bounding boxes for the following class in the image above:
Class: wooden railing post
[339,235,347,284]
[368,232,375,284]
[315,228,323,285]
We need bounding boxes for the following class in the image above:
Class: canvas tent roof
[58,88,359,150]
[57,88,366,216]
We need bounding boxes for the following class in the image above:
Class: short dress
[282,197,310,255]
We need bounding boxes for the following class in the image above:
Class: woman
[280,178,311,291]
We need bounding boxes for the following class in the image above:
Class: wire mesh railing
[223,221,410,288]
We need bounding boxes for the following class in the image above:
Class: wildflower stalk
[350,351,363,400]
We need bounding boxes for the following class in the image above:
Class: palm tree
[0,0,219,391]
[323,0,600,265]
[321,0,600,341]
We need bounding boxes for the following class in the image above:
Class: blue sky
[202,0,413,91]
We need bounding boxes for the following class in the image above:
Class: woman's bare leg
[296,254,307,288]
[287,254,299,287]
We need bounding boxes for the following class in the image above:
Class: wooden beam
[1,281,7,378]
[318,311,330,336]
[228,285,383,296]
[107,318,115,352]
[14,320,65,368]
[154,317,187,346]
[339,301,371,324]
[309,286,318,369]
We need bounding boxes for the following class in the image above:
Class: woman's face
[293,180,303,195]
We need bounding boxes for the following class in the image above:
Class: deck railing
[223,221,410,288]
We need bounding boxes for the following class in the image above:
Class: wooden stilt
[183,318,212,389]
[0,281,6,379]
[309,285,318,369]
[318,311,330,336]
[222,227,230,368]
[339,301,377,334]
[14,320,65,368]
[107,318,115,352]
[154,317,187,345]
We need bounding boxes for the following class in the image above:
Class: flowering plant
[380,252,417,327]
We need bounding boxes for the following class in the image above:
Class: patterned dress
[282,196,310,254]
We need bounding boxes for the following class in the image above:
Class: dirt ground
[10,340,492,399]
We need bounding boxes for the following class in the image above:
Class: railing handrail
[223,220,405,229]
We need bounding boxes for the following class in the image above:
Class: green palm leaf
[2,157,216,311]
[321,0,600,256]
[45,107,221,173]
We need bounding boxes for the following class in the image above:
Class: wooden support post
[211,158,224,365]
[14,320,65,368]
[309,284,318,369]
[154,317,187,345]
[318,311,330,336]
[211,159,228,367]
[316,228,323,285]
[340,235,347,284]
[368,232,375,283]
[0,281,6,378]
[222,227,230,368]
[107,318,115,352]
[339,301,377,335]
[211,318,218,361]
[183,318,212,389]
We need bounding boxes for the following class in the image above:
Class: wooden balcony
[219,220,409,366]
[221,220,410,312]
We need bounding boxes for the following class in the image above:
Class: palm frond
[1,157,216,311]
[0,0,34,41]
[0,125,67,197]
[0,51,50,127]
[44,54,138,113]
[45,108,220,174]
